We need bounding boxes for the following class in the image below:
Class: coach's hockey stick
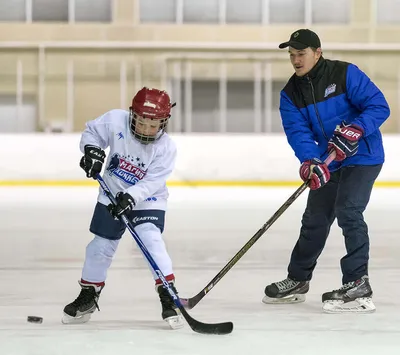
[96,175,233,335]
[180,151,337,309]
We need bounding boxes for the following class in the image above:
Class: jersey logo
[324,83,336,98]
[107,153,146,185]
[116,132,124,140]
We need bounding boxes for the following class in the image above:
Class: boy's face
[134,115,161,137]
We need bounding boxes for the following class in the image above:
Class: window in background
[75,0,111,22]
[226,0,263,24]
[191,80,220,132]
[183,0,219,24]
[0,1,26,21]
[170,79,286,133]
[226,81,255,133]
[312,0,349,24]
[168,74,288,133]
[139,0,176,23]
[269,0,305,23]
[0,95,37,132]
[32,0,68,22]
[377,0,400,24]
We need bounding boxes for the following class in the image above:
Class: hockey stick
[95,175,233,335]
[180,151,337,309]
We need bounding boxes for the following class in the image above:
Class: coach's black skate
[157,282,184,330]
[62,281,104,324]
[322,275,375,313]
[262,277,309,304]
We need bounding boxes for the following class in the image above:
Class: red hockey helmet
[129,87,174,144]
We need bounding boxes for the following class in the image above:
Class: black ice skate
[263,277,309,304]
[157,282,184,330]
[62,281,104,324]
[322,275,375,313]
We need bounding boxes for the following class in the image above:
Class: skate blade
[61,313,92,324]
[164,314,185,330]
[322,297,376,314]
[262,293,306,304]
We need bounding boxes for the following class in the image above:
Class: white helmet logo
[144,101,157,108]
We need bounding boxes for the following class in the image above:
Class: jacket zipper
[307,76,329,141]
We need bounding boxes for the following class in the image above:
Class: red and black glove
[328,123,363,162]
[299,158,330,190]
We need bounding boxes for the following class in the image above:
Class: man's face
[289,47,321,77]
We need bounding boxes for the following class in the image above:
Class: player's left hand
[328,122,363,161]
[107,192,136,218]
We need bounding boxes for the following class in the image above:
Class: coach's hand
[328,123,363,161]
[299,158,330,190]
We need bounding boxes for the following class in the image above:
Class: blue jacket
[280,57,390,171]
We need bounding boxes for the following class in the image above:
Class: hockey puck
[27,316,43,324]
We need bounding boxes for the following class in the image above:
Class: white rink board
[1,133,399,183]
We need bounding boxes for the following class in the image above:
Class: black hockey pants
[287,164,382,284]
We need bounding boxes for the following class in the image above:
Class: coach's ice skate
[62,281,103,324]
[263,277,309,304]
[157,282,184,330]
[322,275,375,313]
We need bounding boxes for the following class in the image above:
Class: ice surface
[0,186,399,355]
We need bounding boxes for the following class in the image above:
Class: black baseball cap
[279,29,321,50]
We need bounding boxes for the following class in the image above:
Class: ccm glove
[80,145,106,178]
[328,123,363,162]
[107,192,136,218]
[299,158,330,190]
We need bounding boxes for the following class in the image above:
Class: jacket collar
[295,56,325,83]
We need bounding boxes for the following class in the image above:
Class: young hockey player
[62,87,183,329]
[263,29,390,313]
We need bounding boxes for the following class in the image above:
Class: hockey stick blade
[96,175,233,335]
[180,306,233,335]
[180,151,337,310]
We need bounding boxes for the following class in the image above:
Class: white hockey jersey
[80,109,177,211]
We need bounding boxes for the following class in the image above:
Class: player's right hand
[80,145,106,179]
[299,158,330,190]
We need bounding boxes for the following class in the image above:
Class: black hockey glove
[107,192,136,219]
[80,145,106,178]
